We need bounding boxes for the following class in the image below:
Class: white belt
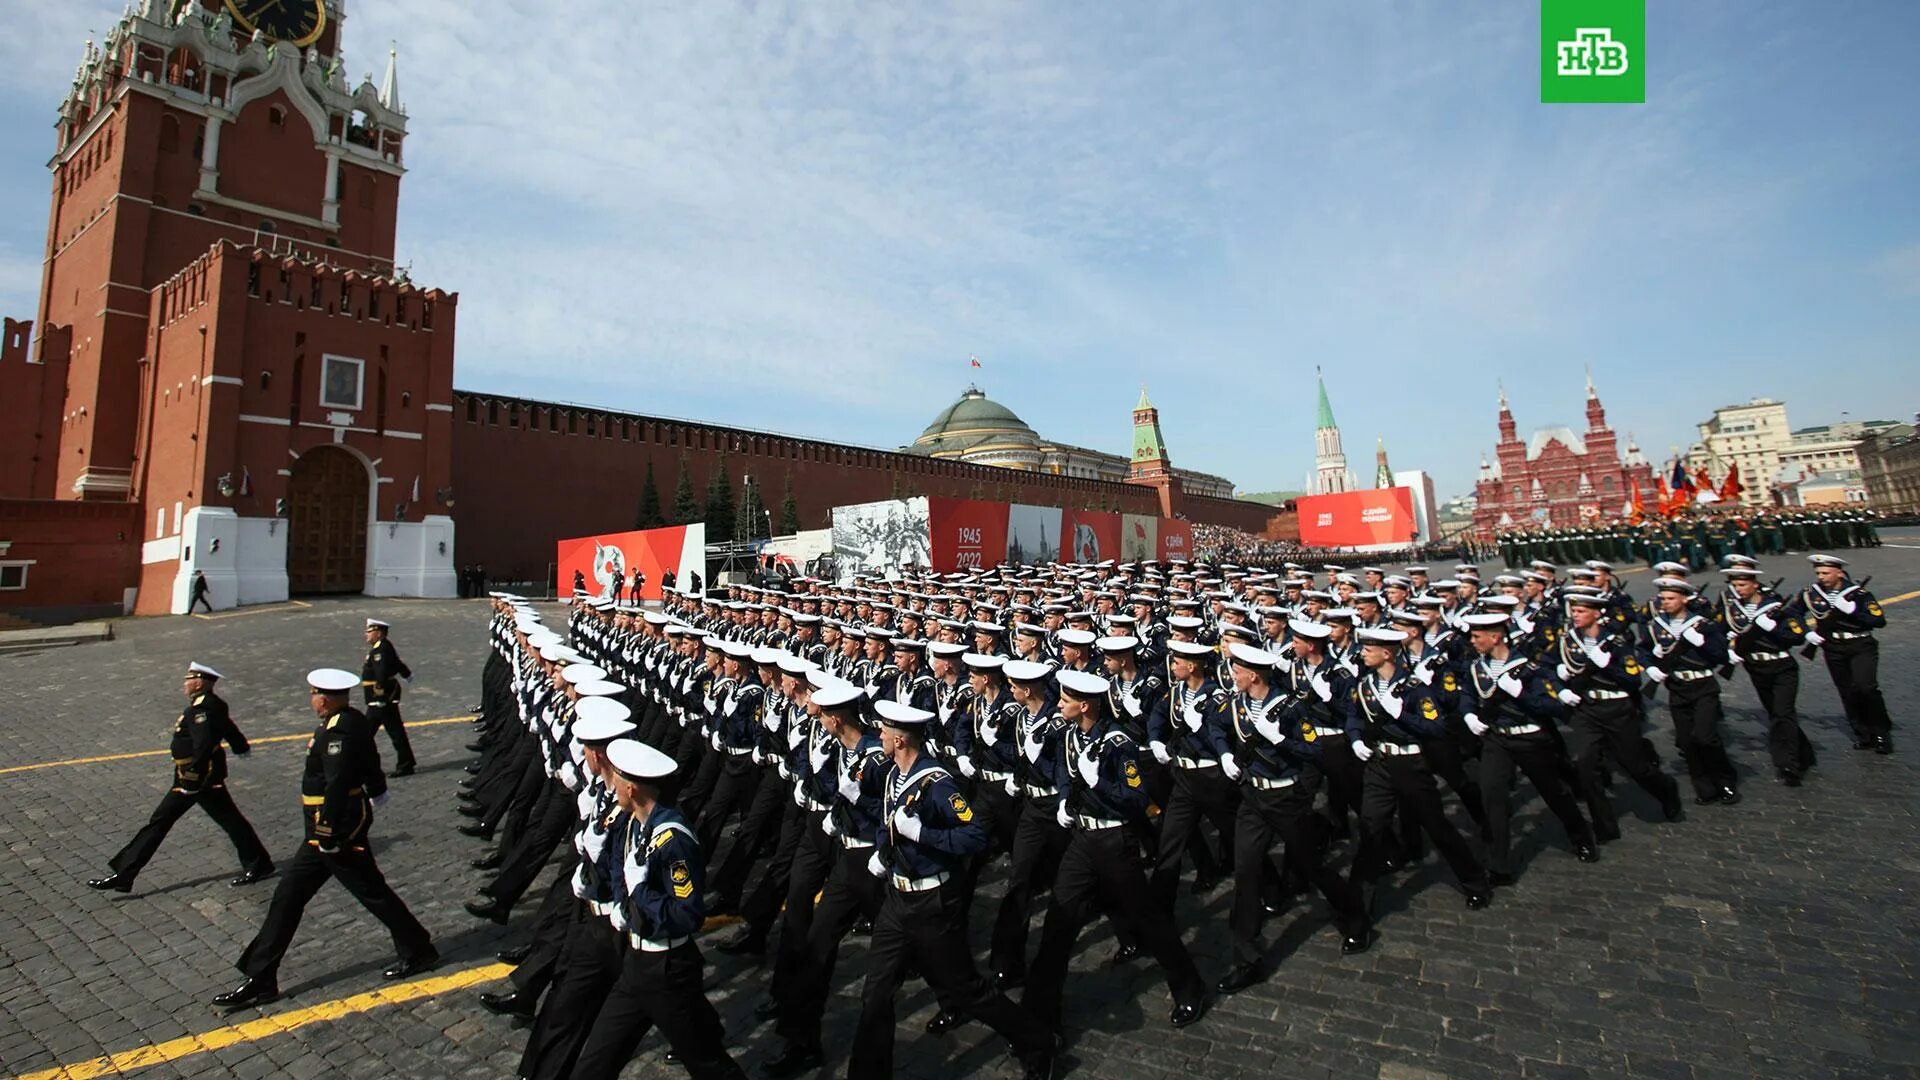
[891,871,950,893]
[1248,775,1297,791]
[630,933,693,953]
[1312,727,1345,738]
[1830,631,1871,640]
[1584,688,1631,700]
[1671,669,1715,682]
[1074,815,1124,831]
[1377,742,1422,757]
[1023,785,1059,798]
[724,746,753,757]
[978,768,1013,782]
[1745,651,1789,663]
[1496,723,1543,736]
[590,899,618,917]
[840,837,875,850]
[1175,757,1219,770]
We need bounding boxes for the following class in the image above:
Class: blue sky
[2,1,1916,500]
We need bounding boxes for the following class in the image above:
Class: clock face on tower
[223,0,328,48]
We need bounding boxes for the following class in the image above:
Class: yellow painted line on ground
[0,717,476,777]
[190,601,312,621]
[1881,589,1920,606]
[14,961,512,1080]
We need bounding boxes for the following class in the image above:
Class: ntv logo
[1556,28,1629,77]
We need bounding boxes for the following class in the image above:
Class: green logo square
[1542,0,1645,103]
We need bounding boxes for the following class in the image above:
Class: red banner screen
[926,498,1010,574]
[1296,489,1416,547]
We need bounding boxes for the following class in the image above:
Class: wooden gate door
[286,447,369,594]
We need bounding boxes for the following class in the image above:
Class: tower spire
[379,42,401,111]
[1313,369,1349,495]
[1129,385,1172,479]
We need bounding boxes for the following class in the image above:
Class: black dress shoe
[212,977,278,1010]
[458,823,494,840]
[760,1041,823,1078]
[472,853,502,871]
[479,991,536,1020]
[1574,843,1600,864]
[87,872,133,893]
[1108,943,1140,966]
[466,899,509,925]
[1778,768,1802,787]
[466,741,487,752]
[392,765,415,778]
[1341,928,1374,955]
[457,804,486,818]
[384,950,441,979]
[1855,737,1876,751]
[1661,798,1685,823]
[925,1009,965,1035]
[1718,787,1741,806]
[665,1049,680,1065]
[464,763,483,774]
[852,916,872,935]
[1875,735,1894,755]
[994,970,1026,991]
[497,944,532,965]
[1169,1000,1206,1028]
[230,865,276,887]
[1465,887,1492,910]
[752,996,782,1021]
[717,930,766,956]
[1488,871,1517,888]
[1214,964,1264,995]
[1021,1046,1059,1080]
[1595,827,1622,844]
[1190,874,1222,896]
[1693,792,1718,805]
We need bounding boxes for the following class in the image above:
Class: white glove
[863,682,880,698]
[1004,777,1019,797]
[1729,649,1744,666]
[1755,613,1777,632]
[1414,664,1434,687]
[891,806,922,842]
[837,772,862,802]
[1219,752,1242,781]
[821,814,838,837]
[1555,663,1571,681]
[1464,714,1489,737]
[372,791,391,808]
[1309,672,1333,702]
[1497,673,1525,698]
[1075,751,1100,788]
[1374,691,1403,719]
[1252,712,1285,744]
[938,701,956,724]
[1556,689,1581,707]
[1351,740,1374,762]
[980,718,1000,748]
[1021,727,1043,763]
[957,755,976,778]
[1804,631,1825,647]
[1055,802,1071,828]
[1180,702,1203,731]
[1831,595,1857,615]
[866,851,886,878]
[1121,691,1144,718]
[1589,646,1612,668]
[1646,667,1668,684]
[1682,625,1706,647]
[1150,741,1171,765]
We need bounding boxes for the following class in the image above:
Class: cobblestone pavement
[3,537,1920,1079]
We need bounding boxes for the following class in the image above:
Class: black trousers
[1569,697,1680,840]
[571,943,742,1080]
[849,882,1055,1080]
[237,842,432,981]
[1477,733,1593,876]
[1745,659,1815,770]
[1313,733,1363,837]
[1665,681,1737,799]
[708,762,785,902]
[766,810,837,1004]
[485,788,576,908]
[680,737,725,823]
[989,796,1070,978]
[521,904,625,1080]
[109,785,272,882]
[1824,639,1891,740]
[367,699,415,772]
[957,776,1019,922]
[738,800,806,941]
[1023,826,1206,1034]
[1352,755,1487,893]
[776,844,885,1047]
[509,872,578,995]
[1229,776,1366,966]
[1148,765,1237,913]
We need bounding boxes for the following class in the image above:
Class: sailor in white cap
[693,640,769,894]
[89,662,275,894]
[1214,643,1372,997]
[1454,613,1598,888]
[978,658,1071,990]
[1645,577,1742,806]
[361,616,417,775]
[1345,627,1493,914]
[840,699,1059,1079]
[1717,566,1818,783]
[1555,591,1683,842]
[214,669,436,1011]
[706,648,795,917]
[1143,638,1237,916]
[1786,553,1893,754]
[570,740,747,1080]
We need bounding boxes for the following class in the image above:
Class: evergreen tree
[671,456,699,525]
[636,460,664,529]
[737,477,770,541]
[779,474,801,534]
[704,453,735,543]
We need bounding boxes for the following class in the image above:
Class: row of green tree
[634,452,802,543]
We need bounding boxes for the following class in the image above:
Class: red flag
[1628,475,1646,524]
[969,354,982,369]
[1718,463,1743,501]
[1693,467,1715,497]
[1654,476,1671,515]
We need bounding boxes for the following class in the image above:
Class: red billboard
[1157,520,1194,562]
[556,523,706,600]
[926,498,1010,574]
[1061,509,1121,564]
[1296,488,1416,548]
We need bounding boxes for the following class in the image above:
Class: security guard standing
[847,699,1059,1080]
[213,669,437,1011]
[89,662,274,893]
[1789,554,1893,754]
[362,618,417,776]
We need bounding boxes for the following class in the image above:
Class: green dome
[911,386,1041,454]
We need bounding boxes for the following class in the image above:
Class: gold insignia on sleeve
[1868,603,1883,617]
[669,861,693,899]
[1301,722,1317,743]
[1420,698,1439,720]
[1624,658,1642,675]
[649,829,674,852]
[1441,673,1457,692]
[1788,619,1802,633]
[1123,760,1142,788]
[192,695,206,705]
[326,716,339,730]
[949,793,974,822]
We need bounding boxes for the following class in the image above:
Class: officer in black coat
[362,618,416,775]
[89,662,274,893]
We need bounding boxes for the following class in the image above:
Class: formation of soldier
[1495,507,1883,571]
[461,545,1895,1078]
